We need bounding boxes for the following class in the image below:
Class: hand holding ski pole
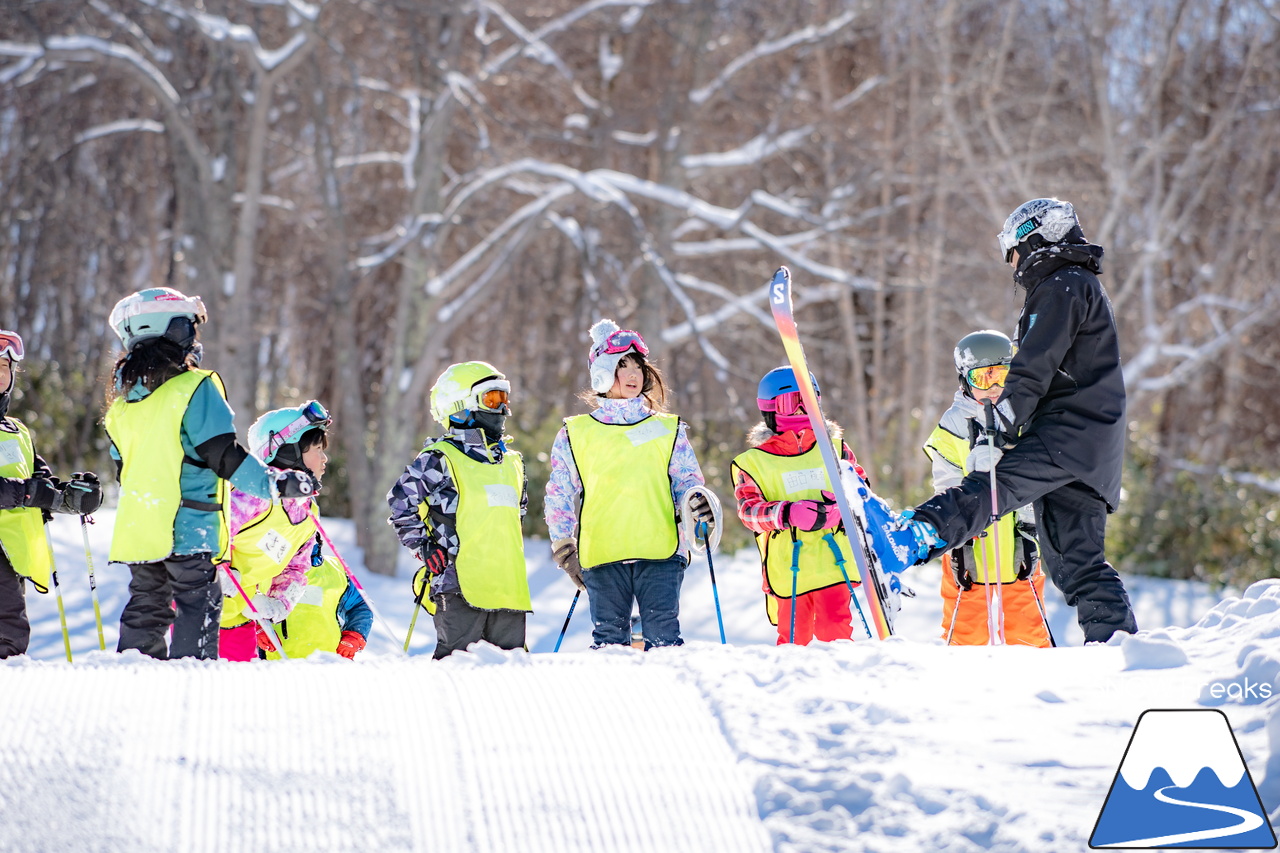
[222,563,289,659]
[310,510,406,655]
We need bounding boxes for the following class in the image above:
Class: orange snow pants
[940,554,1052,647]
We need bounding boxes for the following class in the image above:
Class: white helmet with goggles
[996,198,1080,264]
[0,329,25,363]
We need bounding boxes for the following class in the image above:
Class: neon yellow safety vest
[265,555,347,660]
[105,369,229,564]
[425,440,530,612]
[564,413,681,569]
[732,443,860,602]
[923,423,1018,583]
[221,496,318,629]
[0,420,54,592]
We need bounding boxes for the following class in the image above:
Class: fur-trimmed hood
[746,419,843,449]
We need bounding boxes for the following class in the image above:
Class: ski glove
[965,436,1003,474]
[255,623,279,652]
[336,630,366,659]
[60,472,102,515]
[687,492,718,541]
[245,593,289,623]
[950,547,974,591]
[21,477,60,511]
[418,545,448,577]
[274,469,318,499]
[551,538,586,591]
[1016,522,1038,581]
[785,492,841,532]
[219,566,244,598]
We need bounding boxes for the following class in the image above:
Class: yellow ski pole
[44,527,72,662]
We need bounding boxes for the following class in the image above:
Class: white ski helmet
[996,198,1080,263]
[109,287,207,350]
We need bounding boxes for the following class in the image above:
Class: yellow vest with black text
[105,369,229,564]
[0,420,55,592]
[732,443,860,600]
[564,413,681,569]
[265,555,347,660]
[428,440,530,612]
[923,424,1017,583]
[221,497,318,629]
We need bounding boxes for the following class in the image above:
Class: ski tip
[769,267,791,308]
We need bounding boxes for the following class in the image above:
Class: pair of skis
[768,266,905,640]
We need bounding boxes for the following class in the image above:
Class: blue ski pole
[823,533,872,640]
[554,590,581,652]
[698,521,727,644]
[788,530,801,644]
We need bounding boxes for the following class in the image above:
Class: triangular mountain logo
[1090,709,1277,849]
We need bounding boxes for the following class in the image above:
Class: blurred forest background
[2,0,1278,584]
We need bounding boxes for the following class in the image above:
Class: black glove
[60,472,102,515]
[950,547,974,591]
[21,477,60,511]
[418,545,448,576]
[1016,521,1038,581]
[274,470,318,499]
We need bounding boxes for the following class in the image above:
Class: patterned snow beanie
[587,319,649,394]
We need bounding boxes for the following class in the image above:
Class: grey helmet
[954,330,1014,393]
[997,198,1080,263]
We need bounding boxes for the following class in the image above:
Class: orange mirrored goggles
[966,364,1009,391]
[479,388,509,411]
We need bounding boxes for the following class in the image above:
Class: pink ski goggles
[593,329,649,360]
[0,330,24,362]
[757,390,812,416]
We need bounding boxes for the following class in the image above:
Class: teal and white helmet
[248,400,331,465]
[109,287,207,350]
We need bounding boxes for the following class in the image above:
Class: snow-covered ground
[2,510,1276,852]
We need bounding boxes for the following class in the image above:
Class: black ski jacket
[1001,242,1126,510]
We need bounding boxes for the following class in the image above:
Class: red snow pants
[773,585,854,645]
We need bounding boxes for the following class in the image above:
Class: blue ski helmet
[756,366,819,413]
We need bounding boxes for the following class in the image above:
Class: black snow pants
[0,553,30,658]
[117,553,221,659]
[913,434,1137,644]
[431,592,526,659]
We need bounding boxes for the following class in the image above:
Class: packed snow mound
[2,515,1275,852]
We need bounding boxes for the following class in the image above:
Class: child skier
[923,330,1051,646]
[257,556,373,660]
[0,329,102,658]
[105,288,316,660]
[219,401,338,660]
[731,366,865,645]
[388,361,531,659]
[544,320,715,650]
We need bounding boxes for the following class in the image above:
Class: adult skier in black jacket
[893,198,1137,644]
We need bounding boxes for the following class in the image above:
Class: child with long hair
[544,320,715,649]
[105,288,316,659]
